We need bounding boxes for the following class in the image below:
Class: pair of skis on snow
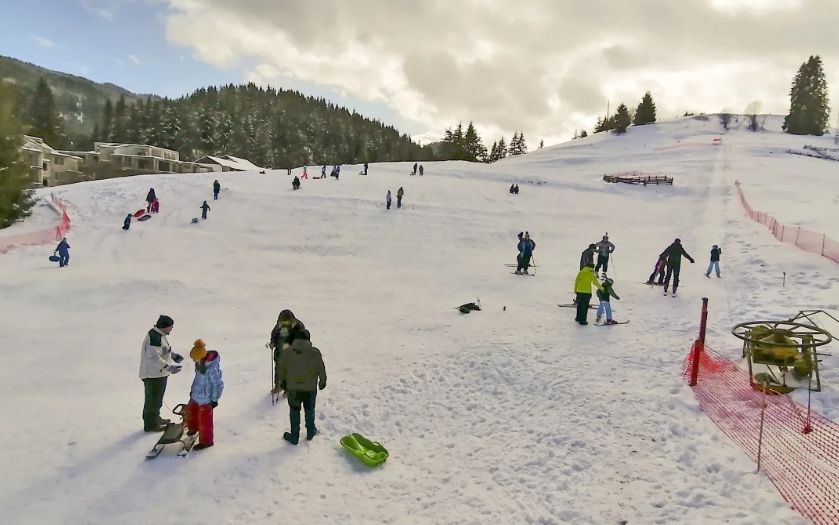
[556,304,628,324]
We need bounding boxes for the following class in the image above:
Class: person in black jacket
[200,200,211,219]
[213,180,221,200]
[661,238,695,295]
[580,244,596,269]
[705,245,722,278]
[146,188,156,212]
[292,176,301,190]
[123,214,132,231]
[269,309,307,394]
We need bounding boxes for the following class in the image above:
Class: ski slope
[1,116,837,525]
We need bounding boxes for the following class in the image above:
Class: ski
[177,433,199,457]
[596,320,629,325]
[557,303,597,309]
[511,272,535,276]
[504,264,537,267]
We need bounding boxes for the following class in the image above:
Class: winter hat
[190,339,208,361]
[155,315,174,329]
[674,238,681,244]
[278,309,295,322]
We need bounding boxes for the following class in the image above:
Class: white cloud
[80,0,134,20]
[128,54,142,65]
[30,35,55,48]
[161,0,839,144]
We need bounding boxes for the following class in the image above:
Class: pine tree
[489,141,499,162]
[614,104,631,134]
[112,95,127,141]
[633,92,657,126]
[100,99,114,142]
[497,136,508,159]
[0,83,35,228]
[27,77,62,146]
[579,130,588,138]
[464,122,485,162]
[784,55,831,135]
[517,133,527,154]
[509,132,520,155]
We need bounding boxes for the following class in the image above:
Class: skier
[646,253,668,285]
[573,264,602,325]
[705,245,722,278]
[213,180,220,200]
[412,162,417,175]
[580,243,596,270]
[200,200,211,220]
[661,238,695,296]
[594,235,615,275]
[302,166,308,179]
[151,198,160,214]
[186,339,224,451]
[146,188,156,212]
[269,309,307,394]
[54,237,70,267]
[595,277,621,325]
[292,176,301,190]
[386,190,392,210]
[123,214,132,231]
[363,162,368,175]
[139,315,183,432]
[397,187,404,208]
[419,165,424,176]
[277,332,327,445]
[516,232,536,274]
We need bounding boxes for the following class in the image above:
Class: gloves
[210,401,218,408]
[172,353,184,363]
[319,382,326,391]
[167,364,182,374]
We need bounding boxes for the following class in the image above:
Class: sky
[1,0,838,145]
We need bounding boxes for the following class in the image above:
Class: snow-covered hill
[1,116,836,524]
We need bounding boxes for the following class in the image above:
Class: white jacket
[139,327,174,379]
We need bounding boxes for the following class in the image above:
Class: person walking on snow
[278,331,327,445]
[412,162,417,175]
[200,200,211,220]
[213,180,220,200]
[123,214,132,231]
[661,238,695,295]
[595,278,621,324]
[269,309,307,394]
[646,253,668,285]
[705,245,722,278]
[516,232,536,274]
[55,237,70,267]
[580,243,596,270]
[321,165,326,179]
[397,187,404,208]
[419,165,424,176]
[363,162,368,175]
[146,188,156,212]
[139,315,183,432]
[302,166,308,179]
[594,235,615,274]
[386,190,392,210]
[151,198,160,214]
[186,339,223,451]
[573,264,603,325]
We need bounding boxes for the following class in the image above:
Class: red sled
[133,208,146,218]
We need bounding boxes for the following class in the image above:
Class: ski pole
[610,254,617,279]
[531,255,537,275]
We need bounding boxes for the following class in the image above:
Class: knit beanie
[190,339,208,361]
[278,309,295,322]
[156,315,174,329]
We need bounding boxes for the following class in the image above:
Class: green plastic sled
[340,433,389,467]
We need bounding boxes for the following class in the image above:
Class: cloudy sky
[2,0,837,145]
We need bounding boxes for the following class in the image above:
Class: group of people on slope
[508,184,520,194]
[643,239,725,295]
[385,187,405,209]
[122,181,220,231]
[410,163,424,176]
[574,235,618,325]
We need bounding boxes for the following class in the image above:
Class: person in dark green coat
[661,238,695,295]
[278,332,327,445]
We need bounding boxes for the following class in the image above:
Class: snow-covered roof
[23,136,82,160]
[197,154,263,171]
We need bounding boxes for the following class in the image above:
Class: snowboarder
[386,190,392,210]
[574,264,602,325]
[213,180,220,200]
[363,162,368,175]
[646,253,668,285]
[302,166,308,179]
[139,315,183,432]
[269,309,307,394]
[580,243,596,270]
[419,165,424,176]
[595,278,621,324]
[146,188,156,212]
[200,200,211,220]
[54,237,70,267]
[186,339,223,451]
[151,198,160,214]
[705,245,722,278]
[661,238,695,295]
[412,162,417,175]
[594,235,615,274]
[516,232,536,274]
[292,176,301,190]
[123,214,132,231]
[277,332,327,445]
[397,187,404,208]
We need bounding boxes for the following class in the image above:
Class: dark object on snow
[48,255,60,262]
[292,176,301,190]
[138,214,152,221]
[457,302,481,314]
[145,403,198,459]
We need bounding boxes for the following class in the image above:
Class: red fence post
[689,297,709,386]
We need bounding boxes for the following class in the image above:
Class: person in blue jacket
[55,237,70,267]
[515,232,536,274]
[186,339,224,451]
[123,214,132,231]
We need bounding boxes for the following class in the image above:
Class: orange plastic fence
[0,194,71,254]
[735,181,839,264]
[683,342,839,524]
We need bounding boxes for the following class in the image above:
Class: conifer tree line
[440,122,530,163]
[592,91,657,135]
[0,82,35,227]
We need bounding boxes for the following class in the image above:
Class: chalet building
[22,135,91,187]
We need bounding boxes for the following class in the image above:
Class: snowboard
[133,208,147,218]
[137,214,152,222]
[557,303,597,309]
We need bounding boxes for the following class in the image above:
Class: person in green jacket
[573,264,602,325]
[278,331,327,445]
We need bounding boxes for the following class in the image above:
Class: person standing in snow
[573,264,602,325]
[123,214,132,231]
[595,278,621,325]
[277,331,327,445]
[397,187,404,208]
[302,166,308,179]
[419,165,424,176]
[646,253,668,285]
[269,309,307,394]
[146,188,156,212]
[661,238,695,295]
[321,165,326,179]
[292,176,301,190]
[363,162,368,175]
[705,245,722,278]
[594,235,615,275]
[412,162,417,175]
[516,232,536,274]
[580,243,596,270]
[54,237,70,267]
[151,198,160,214]
[213,180,221,200]
[386,190,392,210]
[186,339,223,451]
[510,184,516,194]
[139,315,183,432]
[200,200,211,220]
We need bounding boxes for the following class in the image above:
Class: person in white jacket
[139,315,183,432]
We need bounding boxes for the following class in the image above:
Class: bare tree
[719,112,732,130]
[745,101,762,132]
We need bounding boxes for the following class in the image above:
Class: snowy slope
[1,116,836,525]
